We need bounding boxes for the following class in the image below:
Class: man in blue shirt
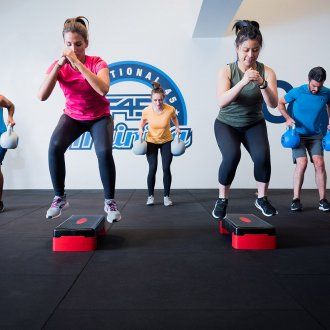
[278,67,330,212]
[0,95,15,212]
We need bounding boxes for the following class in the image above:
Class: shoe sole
[164,203,173,207]
[46,202,69,220]
[255,201,278,217]
[106,214,122,223]
[211,209,226,220]
[291,207,302,212]
[146,203,154,206]
[319,206,330,212]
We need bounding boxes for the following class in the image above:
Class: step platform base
[219,214,276,250]
[53,215,110,252]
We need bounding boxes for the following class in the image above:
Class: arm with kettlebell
[0,95,15,126]
[139,118,148,137]
[326,104,330,130]
[278,97,295,127]
[171,115,181,134]
[38,57,66,101]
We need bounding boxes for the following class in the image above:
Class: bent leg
[49,114,85,196]
[243,120,271,197]
[214,119,241,197]
[90,116,116,199]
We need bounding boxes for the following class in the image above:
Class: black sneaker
[0,201,4,212]
[319,199,330,212]
[212,198,228,219]
[255,196,278,217]
[291,198,302,211]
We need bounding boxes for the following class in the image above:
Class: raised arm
[0,95,15,126]
[217,65,243,108]
[217,65,267,108]
[64,49,110,96]
[38,57,66,101]
[262,66,278,108]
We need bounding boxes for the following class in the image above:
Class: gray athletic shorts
[292,134,323,163]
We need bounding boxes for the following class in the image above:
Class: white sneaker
[104,199,122,223]
[164,196,173,206]
[146,195,154,206]
[46,195,69,219]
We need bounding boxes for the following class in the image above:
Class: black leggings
[214,119,271,185]
[49,114,116,199]
[146,141,173,196]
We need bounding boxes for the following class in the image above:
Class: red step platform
[53,215,110,252]
[219,214,276,250]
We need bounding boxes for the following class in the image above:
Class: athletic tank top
[217,61,265,127]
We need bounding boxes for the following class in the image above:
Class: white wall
[0,0,329,190]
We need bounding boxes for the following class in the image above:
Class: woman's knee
[49,139,66,156]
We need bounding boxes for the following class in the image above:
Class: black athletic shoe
[0,201,4,212]
[255,197,278,217]
[291,198,302,211]
[212,198,228,219]
[319,199,330,212]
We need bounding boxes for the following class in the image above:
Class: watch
[259,80,268,89]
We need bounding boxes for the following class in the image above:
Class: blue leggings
[214,119,271,185]
[146,141,173,196]
[48,114,116,199]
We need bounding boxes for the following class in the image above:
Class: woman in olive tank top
[212,20,279,219]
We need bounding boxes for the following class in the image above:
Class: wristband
[259,80,268,89]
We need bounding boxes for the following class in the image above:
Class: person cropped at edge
[0,95,15,212]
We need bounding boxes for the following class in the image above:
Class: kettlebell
[0,124,19,149]
[281,124,300,148]
[171,133,185,156]
[132,135,147,155]
[322,130,330,151]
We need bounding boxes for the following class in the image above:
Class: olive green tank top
[217,61,265,127]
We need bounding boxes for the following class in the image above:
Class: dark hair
[232,20,262,47]
[151,81,165,97]
[62,16,89,43]
[308,66,326,82]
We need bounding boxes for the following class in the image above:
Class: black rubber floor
[0,189,329,329]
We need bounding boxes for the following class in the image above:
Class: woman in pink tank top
[38,16,121,223]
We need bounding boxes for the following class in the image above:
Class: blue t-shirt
[284,84,330,136]
[0,107,6,134]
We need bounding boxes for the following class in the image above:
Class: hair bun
[75,16,89,29]
[233,20,260,35]
[64,16,89,29]
[152,81,161,89]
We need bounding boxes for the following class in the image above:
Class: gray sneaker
[46,195,69,219]
[146,195,154,206]
[104,199,122,223]
[164,196,173,206]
